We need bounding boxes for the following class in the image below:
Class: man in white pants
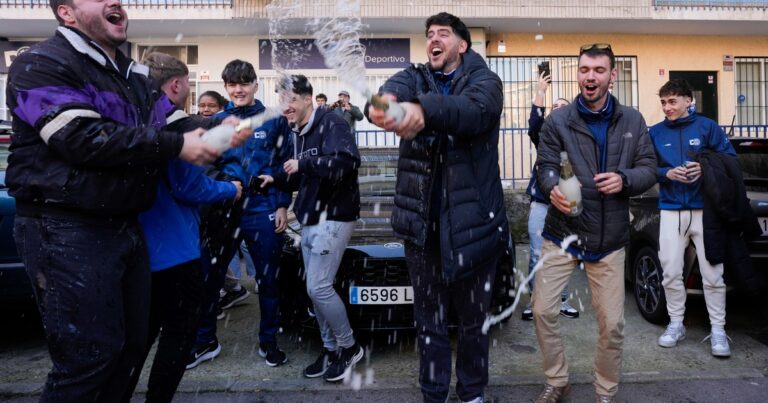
[649,79,736,357]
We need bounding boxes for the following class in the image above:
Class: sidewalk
[1,244,767,400]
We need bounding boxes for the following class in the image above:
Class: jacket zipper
[593,140,606,252]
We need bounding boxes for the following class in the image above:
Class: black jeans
[123,260,204,403]
[405,241,497,403]
[196,199,244,345]
[14,215,150,403]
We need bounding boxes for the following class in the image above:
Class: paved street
[2,245,767,402]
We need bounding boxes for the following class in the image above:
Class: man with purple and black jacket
[4,2,245,401]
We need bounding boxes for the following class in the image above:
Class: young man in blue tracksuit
[649,79,736,357]
[187,59,294,369]
[260,75,364,383]
[124,53,242,401]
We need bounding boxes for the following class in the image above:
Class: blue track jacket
[649,113,735,210]
[213,101,293,220]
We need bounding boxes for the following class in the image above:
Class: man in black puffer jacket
[532,44,656,403]
[367,12,508,403]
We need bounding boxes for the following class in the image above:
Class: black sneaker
[220,287,250,310]
[521,304,533,321]
[303,349,338,378]
[560,300,580,319]
[216,306,225,320]
[186,340,221,370]
[258,342,288,367]
[323,342,364,382]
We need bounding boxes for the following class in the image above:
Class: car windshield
[355,150,398,237]
[733,139,768,192]
[734,142,768,179]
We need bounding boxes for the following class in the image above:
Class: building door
[669,71,718,122]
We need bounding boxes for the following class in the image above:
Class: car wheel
[632,246,668,325]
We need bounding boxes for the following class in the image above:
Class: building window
[487,56,639,129]
[735,57,767,126]
[137,45,198,65]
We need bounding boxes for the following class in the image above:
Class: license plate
[349,286,414,305]
[760,217,768,236]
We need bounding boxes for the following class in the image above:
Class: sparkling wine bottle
[369,94,405,124]
[200,108,281,152]
[558,151,583,217]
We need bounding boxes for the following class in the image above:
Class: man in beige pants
[532,43,657,403]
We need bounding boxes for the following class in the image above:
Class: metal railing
[654,0,768,7]
[356,126,768,186]
[0,0,231,7]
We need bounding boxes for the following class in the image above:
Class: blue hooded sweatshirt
[213,100,293,221]
[140,97,238,271]
[649,113,735,210]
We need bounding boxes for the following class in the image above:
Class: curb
[2,367,764,397]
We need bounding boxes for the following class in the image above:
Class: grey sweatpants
[301,220,356,350]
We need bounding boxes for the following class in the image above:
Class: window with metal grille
[735,57,767,126]
[487,56,639,129]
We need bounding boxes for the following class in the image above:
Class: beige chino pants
[532,239,626,396]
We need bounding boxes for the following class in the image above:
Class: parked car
[278,148,517,331]
[0,120,35,311]
[627,137,768,324]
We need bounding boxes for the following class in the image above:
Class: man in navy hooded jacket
[367,12,509,403]
[260,75,364,383]
[650,79,736,358]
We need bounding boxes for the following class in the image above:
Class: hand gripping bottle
[368,93,405,125]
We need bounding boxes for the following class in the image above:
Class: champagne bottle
[200,108,281,152]
[369,93,405,124]
[558,151,583,217]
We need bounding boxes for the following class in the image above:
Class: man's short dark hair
[425,12,471,50]
[579,43,615,70]
[221,59,257,84]
[142,52,189,86]
[658,79,694,99]
[287,75,313,97]
[315,93,327,101]
[50,0,72,25]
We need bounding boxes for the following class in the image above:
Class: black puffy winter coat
[536,97,657,254]
[371,49,509,280]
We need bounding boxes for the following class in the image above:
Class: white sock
[712,325,725,333]
[669,320,683,328]
[232,284,242,292]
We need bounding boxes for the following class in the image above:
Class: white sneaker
[703,329,732,357]
[658,323,686,347]
[462,397,483,403]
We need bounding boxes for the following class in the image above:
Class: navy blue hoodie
[649,113,735,210]
[273,107,360,225]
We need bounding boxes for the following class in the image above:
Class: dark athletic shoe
[323,343,364,382]
[258,342,288,367]
[303,348,338,378]
[186,340,221,370]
